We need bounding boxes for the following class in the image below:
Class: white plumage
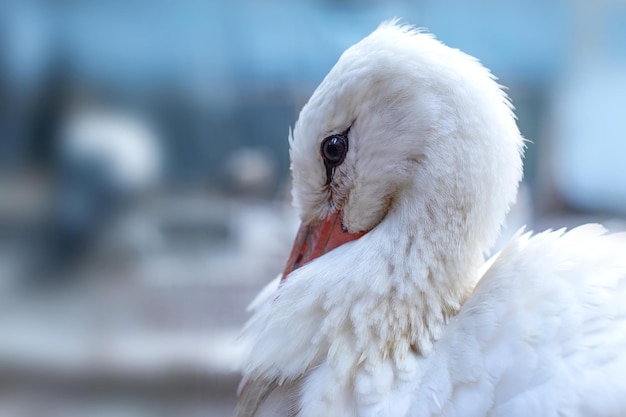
[234,21,626,417]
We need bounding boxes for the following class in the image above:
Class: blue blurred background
[1,0,625,415]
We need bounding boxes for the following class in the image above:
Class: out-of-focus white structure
[43,109,164,276]
[61,109,162,192]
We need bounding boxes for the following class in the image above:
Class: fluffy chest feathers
[234,21,626,417]
[242,227,469,378]
[238,227,626,417]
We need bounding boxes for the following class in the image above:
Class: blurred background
[1,0,625,415]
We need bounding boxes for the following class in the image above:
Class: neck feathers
[241,194,484,383]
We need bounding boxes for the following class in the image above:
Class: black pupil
[326,139,342,160]
[323,136,346,165]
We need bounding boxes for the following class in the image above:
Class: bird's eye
[321,135,348,168]
[320,134,348,186]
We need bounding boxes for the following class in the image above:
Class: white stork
[234,21,626,417]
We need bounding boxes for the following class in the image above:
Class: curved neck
[241,187,487,381]
[353,185,485,360]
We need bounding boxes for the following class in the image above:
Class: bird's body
[234,22,626,417]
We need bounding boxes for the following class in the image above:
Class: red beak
[282,209,365,281]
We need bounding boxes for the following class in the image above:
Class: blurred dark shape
[31,109,162,283]
[24,54,69,173]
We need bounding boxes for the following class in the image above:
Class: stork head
[283,22,524,279]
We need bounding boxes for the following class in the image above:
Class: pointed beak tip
[281,210,365,281]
